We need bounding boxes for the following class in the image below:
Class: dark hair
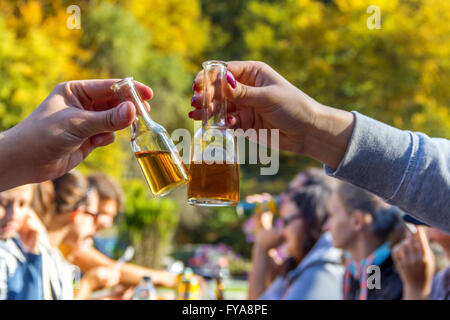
[300,168,340,191]
[336,183,403,240]
[33,171,91,216]
[88,174,124,212]
[291,184,332,255]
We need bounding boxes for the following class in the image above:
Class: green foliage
[81,2,150,78]
[240,0,450,137]
[175,206,251,258]
[122,179,179,267]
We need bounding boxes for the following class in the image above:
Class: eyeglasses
[281,213,304,228]
[83,209,99,220]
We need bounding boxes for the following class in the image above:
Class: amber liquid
[187,162,239,206]
[135,150,189,197]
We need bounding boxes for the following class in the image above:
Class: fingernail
[190,96,196,106]
[227,71,237,89]
[118,102,130,121]
[192,80,196,91]
[188,111,194,118]
[227,116,234,125]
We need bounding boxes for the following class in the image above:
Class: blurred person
[248,184,344,300]
[68,173,180,289]
[33,172,121,299]
[0,79,152,192]
[247,168,339,237]
[0,184,48,299]
[393,227,450,300]
[327,182,406,300]
[190,61,449,232]
[392,227,436,300]
[428,228,450,299]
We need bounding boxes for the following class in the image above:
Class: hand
[246,193,275,231]
[109,284,136,300]
[190,61,354,168]
[18,211,46,254]
[254,229,284,252]
[83,266,121,292]
[0,79,152,191]
[393,227,435,299]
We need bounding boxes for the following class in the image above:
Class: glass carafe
[111,77,190,197]
[187,61,240,206]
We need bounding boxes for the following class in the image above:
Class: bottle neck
[202,62,228,128]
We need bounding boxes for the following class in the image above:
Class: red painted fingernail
[227,116,234,125]
[190,96,195,106]
[227,71,237,89]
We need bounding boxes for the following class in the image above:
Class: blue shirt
[259,233,344,300]
[6,238,44,300]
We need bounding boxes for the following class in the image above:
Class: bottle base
[154,179,190,198]
[188,198,238,207]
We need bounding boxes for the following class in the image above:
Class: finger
[81,101,136,136]
[190,93,203,109]
[192,71,204,92]
[188,109,202,121]
[65,79,153,111]
[224,71,270,107]
[392,244,402,262]
[226,61,269,83]
[90,132,116,147]
[416,226,430,254]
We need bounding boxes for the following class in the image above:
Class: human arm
[392,227,435,300]
[190,61,450,231]
[248,229,284,300]
[75,266,120,300]
[71,246,177,288]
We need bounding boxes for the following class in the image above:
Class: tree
[241,0,450,138]
[121,179,179,268]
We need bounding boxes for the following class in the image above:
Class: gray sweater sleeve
[325,111,450,232]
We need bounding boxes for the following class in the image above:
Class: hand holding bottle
[190,61,355,169]
[0,79,152,192]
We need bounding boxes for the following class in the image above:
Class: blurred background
[0,0,449,296]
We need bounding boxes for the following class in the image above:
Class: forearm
[0,129,29,192]
[304,104,355,169]
[74,276,97,300]
[248,246,272,300]
[72,247,176,287]
[119,263,177,288]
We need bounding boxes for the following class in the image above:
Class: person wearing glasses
[326,182,406,300]
[32,171,121,299]
[248,183,344,300]
[67,173,182,292]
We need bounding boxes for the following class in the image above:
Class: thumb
[81,101,136,136]
[225,71,270,107]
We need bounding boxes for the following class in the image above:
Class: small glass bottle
[187,60,240,206]
[133,276,158,300]
[111,77,190,197]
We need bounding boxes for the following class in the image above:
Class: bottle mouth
[202,60,227,69]
[111,76,134,91]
